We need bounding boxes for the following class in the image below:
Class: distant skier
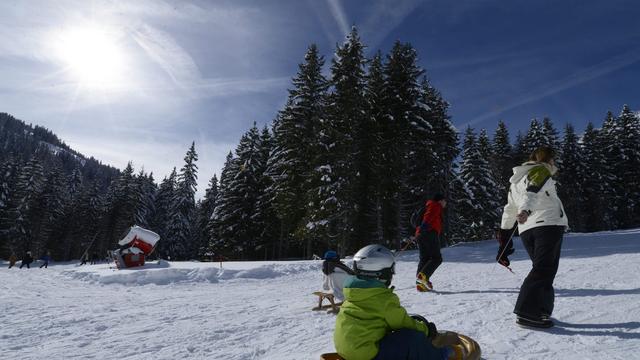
[321,250,354,303]
[334,244,463,359]
[19,251,33,269]
[39,251,51,268]
[415,193,447,292]
[90,252,98,265]
[8,253,17,268]
[499,146,568,329]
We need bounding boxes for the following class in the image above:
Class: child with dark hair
[321,250,354,303]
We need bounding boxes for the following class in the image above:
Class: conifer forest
[1,29,639,261]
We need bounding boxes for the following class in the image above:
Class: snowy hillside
[2,230,640,359]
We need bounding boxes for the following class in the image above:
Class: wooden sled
[320,331,480,360]
[312,291,342,313]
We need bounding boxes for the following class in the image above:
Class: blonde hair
[529,146,555,163]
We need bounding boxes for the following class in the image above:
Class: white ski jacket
[322,267,351,302]
[501,161,568,234]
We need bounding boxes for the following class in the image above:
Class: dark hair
[431,193,445,201]
[529,146,555,163]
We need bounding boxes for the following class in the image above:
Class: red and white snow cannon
[112,226,160,269]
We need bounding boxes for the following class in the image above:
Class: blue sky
[1,0,638,197]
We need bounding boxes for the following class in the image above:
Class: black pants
[20,262,30,269]
[40,261,48,268]
[514,225,564,319]
[416,230,442,278]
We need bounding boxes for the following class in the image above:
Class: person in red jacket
[415,193,447,292]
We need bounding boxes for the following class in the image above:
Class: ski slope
[2,230,640,359]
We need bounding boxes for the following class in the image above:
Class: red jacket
[415,200,443,236]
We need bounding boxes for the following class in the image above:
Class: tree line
[1,27,639,261]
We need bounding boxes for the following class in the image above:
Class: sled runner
[319,331,481,360]
[312,291,341,312]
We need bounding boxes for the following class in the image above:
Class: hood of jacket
[509,161,558,184]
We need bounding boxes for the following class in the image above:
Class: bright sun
[53,24,126,89]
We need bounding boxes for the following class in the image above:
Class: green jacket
[334,277,429,360]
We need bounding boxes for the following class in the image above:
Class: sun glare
[53,24,126,89]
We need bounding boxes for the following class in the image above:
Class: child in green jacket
[334,244,461,360]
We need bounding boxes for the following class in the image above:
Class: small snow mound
[62,261,320,286]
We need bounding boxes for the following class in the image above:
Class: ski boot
[416,272,433,292]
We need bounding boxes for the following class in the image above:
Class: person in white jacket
[321,250,354,302]
[498,146,568,329]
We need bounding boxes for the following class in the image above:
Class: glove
[496,229,514,266]
[426,322,438,339]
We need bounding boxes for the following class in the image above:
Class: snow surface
[2,230,640,359]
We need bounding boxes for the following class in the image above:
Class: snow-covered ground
[2,230,640,359]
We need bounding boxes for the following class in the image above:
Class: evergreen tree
[542,117,561,152]
[364,51,386,244]
[557,124,586,231]
[523,118,547,156]
[8,156,45,253]
[196,175,218,258]
[616,105,640,227]
[491,120,513,198]
[101,162,137,254]
[211,152,239,256]
[457,128,499,240]
[253,127,279,259]
[597,111,621,229]
[267,45,328,258]
[381,40,424,249]
[168,142,198,259]
[512,131,528,164]
[153,168,177,258]
[580,123,607,231]
[305,27,367,256]
[134,171,157,228]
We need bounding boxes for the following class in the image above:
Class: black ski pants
[416,230,442,279]
[514,225,564,319]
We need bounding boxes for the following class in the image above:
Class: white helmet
[352,244,395,285]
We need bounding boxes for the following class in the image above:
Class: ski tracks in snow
[1,230,640,359]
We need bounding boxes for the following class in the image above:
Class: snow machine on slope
[111,226,160,269]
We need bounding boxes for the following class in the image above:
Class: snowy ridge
[61,260,320,285]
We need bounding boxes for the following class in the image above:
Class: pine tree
[134,171,157,228]
[477,129,502,233]
[267,44,328,258]
[101,162,137,253]
[8,156,45,253]
[523,118,547,156]
[168,142,198,259]
[491,120,513,198]
[542,117,561,152]
[153,168,177,258]
[557,124,585,231]
[211,152,239,257]
[196,175,218,258]
[580,123,607,231]
[512,131,528,164]
[597,111,621,229]
[253,127,279,259]
[616,105,640,227]
[457,128,499,240]
[305,27,367,256]
[364,51,386,244]
[381,40,425,249]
